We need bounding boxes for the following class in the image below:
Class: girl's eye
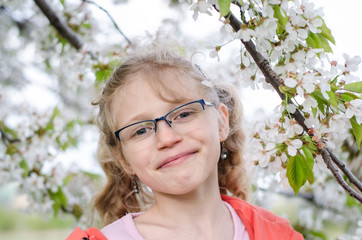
[135,128,149,136]
[177,111,192,119]
[173,109,198,121]
[130,124,153,139]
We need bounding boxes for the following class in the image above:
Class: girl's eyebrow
[120,100,194,127]
[120,112,151,128]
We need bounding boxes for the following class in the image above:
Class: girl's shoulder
[66,212,144,240]
[222,194,289,223]
[101,212,144,240]
[221,194,304,240]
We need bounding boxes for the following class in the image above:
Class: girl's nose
[155,121,183,149]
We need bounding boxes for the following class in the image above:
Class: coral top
[66,194,303,240]
[101,201,249,240]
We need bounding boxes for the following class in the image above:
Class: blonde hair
[92,48,250,226]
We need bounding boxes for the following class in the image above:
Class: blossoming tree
[1,0,361,238]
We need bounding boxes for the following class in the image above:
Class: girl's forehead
[110,70,206,127]
[125,70,204,102]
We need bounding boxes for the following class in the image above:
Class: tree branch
[82,0,132,46]
[326,147,362,192]
[33,0,84,50]
[227,11,310,133]
[220,5,362,203]
[1,5,30,35]
[320,148,362,202]
[0,128,20,144]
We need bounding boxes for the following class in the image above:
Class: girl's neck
[153,186,223,221]
[133,170,234,240]
[150,169,223,222]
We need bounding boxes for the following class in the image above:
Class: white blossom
[284,118,304,138]
[303,95,318,112]
[345,99,362,124]
[356,220,362,238]
[342,53,361,73]
[285,22,308,41]
[285,77,297,88]
[209,49,220,61]
[279,168,293,190]
[255,18,277,41]
[286,138,303,156]
[313,154,328,173]
[319,77,331,99]
[306,16,322,33]
[190,0,213,21]
[286,104,297,114]
[235,28,255,42]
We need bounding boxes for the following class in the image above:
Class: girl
[67,47,303,240]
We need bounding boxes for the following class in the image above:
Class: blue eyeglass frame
[114,99,214,141]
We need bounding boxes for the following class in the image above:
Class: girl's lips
[157,151,196,169]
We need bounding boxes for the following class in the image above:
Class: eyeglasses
[114,99,215,146]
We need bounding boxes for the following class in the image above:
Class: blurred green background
[0,185,75,240]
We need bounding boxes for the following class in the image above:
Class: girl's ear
[217,103,229,142]
[111,146,135,175]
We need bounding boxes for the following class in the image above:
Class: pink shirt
[101,202,250,240]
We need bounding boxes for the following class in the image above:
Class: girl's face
[111,71,229,196]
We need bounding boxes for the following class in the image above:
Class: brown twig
[0,128,20,144]
[34,0,83,50]
[219,5,362,203]
[326,147,362,192]
[82,0,132,46]
[320,148,362,203]
[227,11,310,133]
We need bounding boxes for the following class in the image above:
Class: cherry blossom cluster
[0,0,104,224]
[194,0,361,184]
[193,0,361,236]
[1,0,361,237]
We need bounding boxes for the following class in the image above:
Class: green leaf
[330,75,338,87]
[344,82,362,93]
[311,90,328,115]
[279,85,296,96]
[273,5,288,33]
[317,17,335,44]
[326,91,338,108]
[72,204,83,220]
[95,69,109,82]
[306,31,334,53]
[81,170,101,180]
[303,136,318,152]
[19,159,30,176]
[0,121,18,140]
[65,120,83,130]
[301,146,315,184]
[63,174,74,186]
[309,230,327,239]
[346,194,362,210]
[81,23,91,29]
[340,92,361,102]
[94,60,118,84]
[49,187,68,216]
[318,34,333,53]
[45,107,60,130]
[306,32,320,49]
[287,153,315,195]
[5,143,18,155]
[218,0,231,17]
[350,116,362,149]
[287,156,306,195]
